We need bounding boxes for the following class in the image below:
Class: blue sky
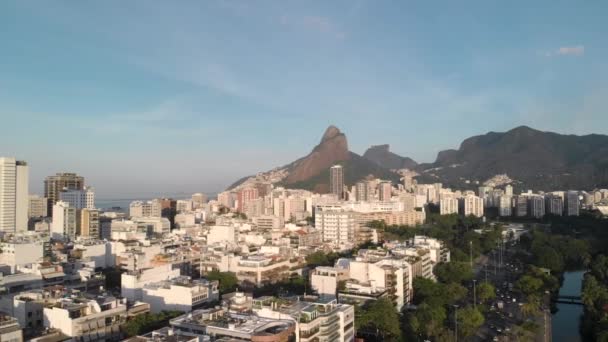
[1,1,607,197]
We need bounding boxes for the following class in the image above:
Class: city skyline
[2,1,608,196]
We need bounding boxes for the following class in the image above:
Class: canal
[552,270,585,341]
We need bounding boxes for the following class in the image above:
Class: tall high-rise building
[514,196,528,217]
[565,191,580,216]
[0,157,29,232]
[315,210,356,244]
[330,165,344,199]
[51,201,77,240]
[44,173,84,216]
[237,188,259,213]
[528,196,545,219]
[78,208,100,238]
[545,194,564,216]
[498,195,512,217]
[28,195,48,218]
[378,181,392,202]
[59,186,95,209]
[478,186,493,207]
[459,195,484,218]
[355,181,369,202]
[440,196,459,215]
[505,184,513,196]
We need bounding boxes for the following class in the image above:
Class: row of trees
[581,255,608,340]
[520,230,591,272]
[403,261,491,341]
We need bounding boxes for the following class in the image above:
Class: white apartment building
[207,225,238,245]
[0,239,45,272]
[310,266,349,296]
[28,195,48,218]
[142,276,219,313]
[51,201,77,240]
[73,240,111,269]
[315,210,356,244]
[459,195,484,217]
[498,195,512,216]
[59,186,95,210]
[43,295,126,341]
[439,196,459,215]
[121,264,181,302]
[0,157,28,233]
[409,236,451,265]
[251,215,284,230]
[349,258,413,309]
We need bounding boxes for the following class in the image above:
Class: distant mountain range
[417,126,608,190]
[228,125,608,192]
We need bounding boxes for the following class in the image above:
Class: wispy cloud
[280,14,346,40]
[543,45,585,57]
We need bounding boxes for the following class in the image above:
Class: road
[468,241,552,342]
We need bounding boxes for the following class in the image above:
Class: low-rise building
[254,295,355,342]
[310,266,349,296]
[43,295,127,341]
[142,276,219,313]
[170,307,296,341]
[0,314,23,342]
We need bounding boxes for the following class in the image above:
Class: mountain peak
[363,144,417,170]
[368,144,390,152]
[508,125,540,134]
[321,125,342,142]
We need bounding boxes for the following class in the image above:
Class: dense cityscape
[3,2,608,341]
[0,152,607,341]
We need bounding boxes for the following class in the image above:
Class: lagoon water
[552,270,585,342]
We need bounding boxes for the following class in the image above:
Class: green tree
[305,251,338,267]
[520,297,541,318]
[515,275,543,297]
[206,271,238,294]
[410,303,447,339]
[356,298,402,341]
[444,282,468,304]
[531,244,564,272]
[434,262,473,284]
[122,311,183,337]
[413,277,443,305]
[477,282,496,303]
[456,306,484,338]
[590,255,608,283]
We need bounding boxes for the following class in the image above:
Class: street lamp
[469,240,473,269]
[453,304,459,342]
[473,279,477,309]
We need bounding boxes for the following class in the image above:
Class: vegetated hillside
[418,126,608,190]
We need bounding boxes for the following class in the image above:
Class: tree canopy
[356,298,402,341]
